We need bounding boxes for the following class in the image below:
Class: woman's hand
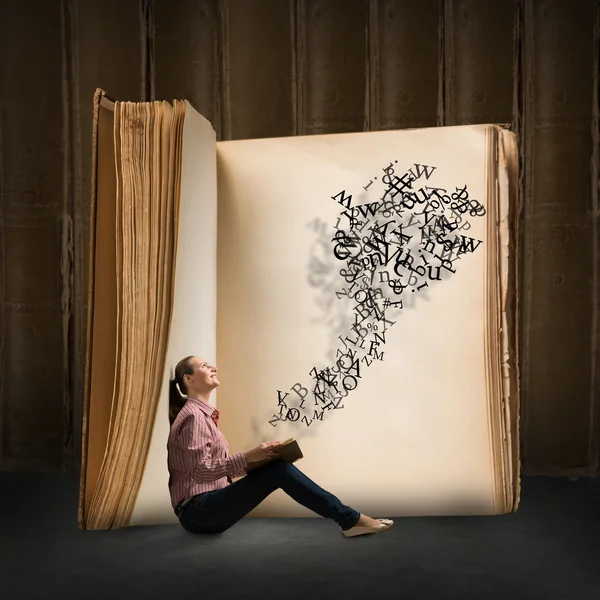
[244,441,284,464]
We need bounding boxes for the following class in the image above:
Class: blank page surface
[216,126,500,517]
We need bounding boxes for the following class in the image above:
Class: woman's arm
[178,415,247,483]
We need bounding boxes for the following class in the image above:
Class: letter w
[409,164,437,181]
[355,201,379,219]
[458,236,483,254]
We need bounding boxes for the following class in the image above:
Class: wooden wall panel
[224,0,296,139]
[64,0,144,471]
[1,0,600,475]
[0,1,67,469]
[521,0,597,475]
[154,0,221,138]
[297,0,369,134]
[370,0,440,130]
[592,0,600,478]
[443,0,515,125]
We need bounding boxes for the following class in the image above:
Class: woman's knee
[270,459,293,474]
[251,458,289,479]
[247,459,297,487]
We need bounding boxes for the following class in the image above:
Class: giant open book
[78,88,520,530]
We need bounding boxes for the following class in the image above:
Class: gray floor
[1,473,599,600]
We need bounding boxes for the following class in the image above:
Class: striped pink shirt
[167,396,248,509]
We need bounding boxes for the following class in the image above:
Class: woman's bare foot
[354,514,385,528]
[341,513,394,537]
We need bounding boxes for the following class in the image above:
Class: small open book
[245,438,304,474]
[79,89,520,530]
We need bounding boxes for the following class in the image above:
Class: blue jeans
[176,459,361,534]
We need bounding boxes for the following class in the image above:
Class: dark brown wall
[0,0,598,476]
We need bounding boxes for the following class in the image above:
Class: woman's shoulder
[172,401,204,429]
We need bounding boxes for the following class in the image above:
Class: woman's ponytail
[168,356,196,426]
[169,379,187,427]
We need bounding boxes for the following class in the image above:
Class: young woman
[167,355,394,537]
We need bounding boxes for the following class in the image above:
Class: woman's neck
[188,391,211,405]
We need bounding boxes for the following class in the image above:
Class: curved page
[129,103,217,526]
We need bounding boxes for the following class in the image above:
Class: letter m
[332,190,353,209]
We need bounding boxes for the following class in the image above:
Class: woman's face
[184,356,219,395]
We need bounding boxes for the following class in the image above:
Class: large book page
[216,126,500,517]
[130,103,217,526]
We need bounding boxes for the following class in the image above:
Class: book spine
[77,88,102,530]
[442,0,515,126]
[154,0,222,137]
[66,0,145,474]
[0,1,67,470]
[296,0,369,134]
[521,0,597,475]
[370,0,440,131]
